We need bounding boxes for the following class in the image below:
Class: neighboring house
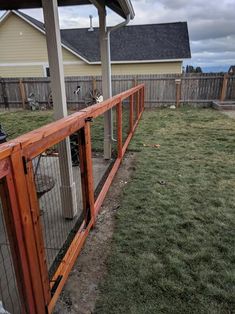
[0,10,191,77]
[228,65,235,75]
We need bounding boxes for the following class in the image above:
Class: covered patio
[0,0,141,313]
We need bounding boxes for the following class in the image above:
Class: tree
[185,65,203,73]
[195,66,203,73]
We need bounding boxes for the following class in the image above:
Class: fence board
[0,73,234,110]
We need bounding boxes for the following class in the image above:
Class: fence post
[0,160,35,313]
[142,86,145,111]
[79,123,95,224]
[92,76,97,93]
[136,90,140,117]
[25,160,51,305]
[116,101,122,158]
[220,74,228,101]
[19,79,26,109]
[175,79,181,108]
[130,94,134,132]
[10,149,47,313]
[132,76,137,87]
[0,78,9,109]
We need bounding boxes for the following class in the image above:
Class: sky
[1,0,235,72]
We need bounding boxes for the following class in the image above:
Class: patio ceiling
[0,0,134,19]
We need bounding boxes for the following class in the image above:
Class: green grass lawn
[1,108,234,313]
[95,108,235,314]
[0,110,54,139]
[0,109,129,154]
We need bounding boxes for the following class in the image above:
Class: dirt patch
[53,153,136,314]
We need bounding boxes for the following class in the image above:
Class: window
[45,67,50,77]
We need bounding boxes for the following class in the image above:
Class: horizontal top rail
[0,84,144,160]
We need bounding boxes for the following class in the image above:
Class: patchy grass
[1,108,234,313]
[95,108,235,314]
[0,110,53,139]
[91,107,130,153]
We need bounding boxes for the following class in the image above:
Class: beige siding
[0,13,82,63]
[64,62,182,76]
[112,62,182,75]
[1,61,182,78]
[0,12,182,77]
[64,64,101,76]
[0,65,43,77]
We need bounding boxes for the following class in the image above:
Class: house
[0,10,191,77]
[228,65,235,75]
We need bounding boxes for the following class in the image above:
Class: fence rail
[1,74,234,110]
[0,84,144,313]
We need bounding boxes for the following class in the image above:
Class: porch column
[42,0,77,219]
[98,7,113,159]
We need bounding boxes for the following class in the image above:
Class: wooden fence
[0,84,144,313]
[0,73,235,110]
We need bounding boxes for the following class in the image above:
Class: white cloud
[1,0,235,68]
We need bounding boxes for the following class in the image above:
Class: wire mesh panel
[0,181,22,314]
[90,114,116,199]
[133,91,139,124]
[31,133,84,279]
[122,97,131,144]
[0,84,144,312]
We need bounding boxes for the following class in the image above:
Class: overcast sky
[1,0,234,71]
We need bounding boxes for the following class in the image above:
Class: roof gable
[2,10,191,64]
[61,22,191,62]
[8,10,91,63]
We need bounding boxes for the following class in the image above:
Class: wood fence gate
[0,84,144,313]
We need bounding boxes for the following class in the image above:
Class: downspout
[90,1,131,153]
[106,14,131,141]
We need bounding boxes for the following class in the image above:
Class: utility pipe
[90,1,131,158]
[104,14,131,143]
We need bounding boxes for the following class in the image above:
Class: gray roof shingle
[16,11,191,63]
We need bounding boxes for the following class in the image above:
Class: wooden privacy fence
[0,84,144,313]
[1,74,235,110]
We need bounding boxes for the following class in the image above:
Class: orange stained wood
[47,219,93,312]
[0,160,30,313]
[136,90,140,117]
[117,101,123,159]
[84,122,95,222]
[25,160,51,305]
[0,84,145,314]
[130,94,134,131]
[10,150,47,313]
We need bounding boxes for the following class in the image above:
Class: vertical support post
[175,79,181,108]
[220,74,228,102]
[0,167,35,313]
[139,88,142,113]
[42,0,77,219]
[10,150,47,313]
[19,79,26,109]
[116,102,123,158]
[79,123,95,224]
[130,94,134,132]
[25,160,51,305]
[98,7,112,159]
[136,90,140,117]
[142,86,145,111]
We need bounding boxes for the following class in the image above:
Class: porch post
[42,0,78,218]
[98,7,113,159]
